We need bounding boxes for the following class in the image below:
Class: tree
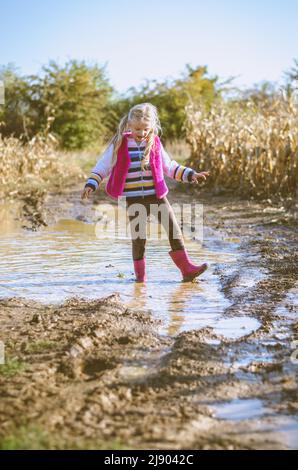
[108,65,220,142]
[0,60,114,149]
[285,58,298,86]
[0,63,32,140]
[27,59,114,149]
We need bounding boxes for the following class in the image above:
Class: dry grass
[184,94,298,199]
[165,138,191,165]
[0,133,89,200]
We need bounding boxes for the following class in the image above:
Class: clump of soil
[1,289,297,450]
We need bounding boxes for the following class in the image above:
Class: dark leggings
[126,194,185,261]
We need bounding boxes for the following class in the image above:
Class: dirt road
[0,182,297,449]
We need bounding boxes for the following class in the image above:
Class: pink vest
[105,133,169,200]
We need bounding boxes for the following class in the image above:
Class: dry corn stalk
[185,95,298,198]
[0,133,86,198]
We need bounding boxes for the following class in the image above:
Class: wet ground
[0,181,297,449]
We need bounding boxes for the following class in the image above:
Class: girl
[81,103,210,283]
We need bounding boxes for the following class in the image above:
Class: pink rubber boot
[169,248,208,282]
[133,258,147,282]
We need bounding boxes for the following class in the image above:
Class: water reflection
[0,201,247,338]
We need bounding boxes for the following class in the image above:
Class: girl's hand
[191,171,210,184]
[81,186,94,199]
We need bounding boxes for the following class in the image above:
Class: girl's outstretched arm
[161,142,195,183]
[84,143,114,191]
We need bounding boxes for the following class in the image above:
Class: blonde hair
[108,103,162,171]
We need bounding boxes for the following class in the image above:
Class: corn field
[0,133,86,199]
[184,94,298,199]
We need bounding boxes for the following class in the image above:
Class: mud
[0,181,297,449]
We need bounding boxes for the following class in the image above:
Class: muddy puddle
[0,185,297,449]
[0,199,258,340]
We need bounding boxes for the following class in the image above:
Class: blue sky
[0,0,297,94]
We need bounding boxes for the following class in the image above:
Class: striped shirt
[85,135,195,197]
[122,137,156,197]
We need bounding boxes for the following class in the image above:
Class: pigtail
[108,114,129,168]
[140,105,162,171]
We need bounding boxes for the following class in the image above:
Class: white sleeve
[85,143,114,190]
[161,142,195,182]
